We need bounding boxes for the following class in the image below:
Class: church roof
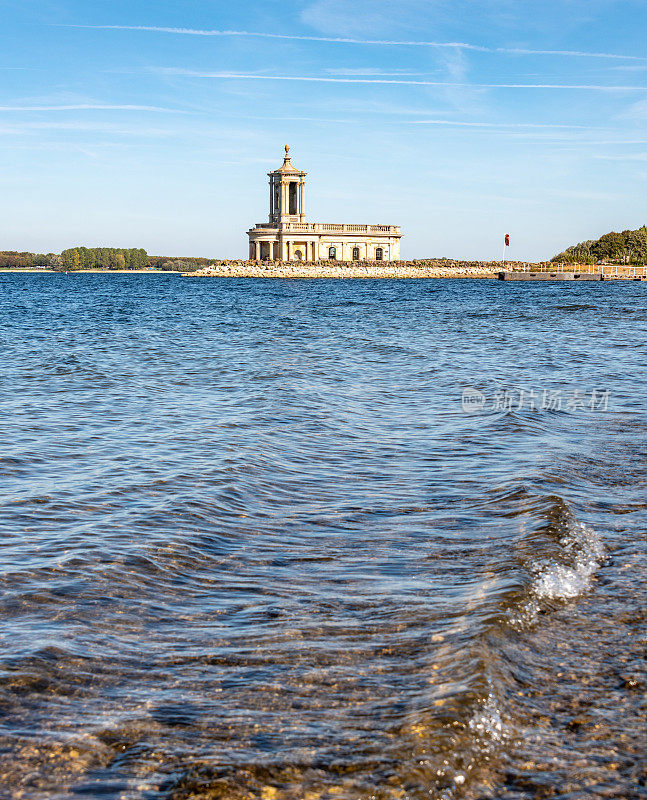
[273,144,303,174]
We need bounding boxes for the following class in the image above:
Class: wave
[415,492,610,797]
[532,519,605,601]
[501,497,606,632]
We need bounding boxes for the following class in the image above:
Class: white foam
[533,521,605,601]
[468,692,508,744]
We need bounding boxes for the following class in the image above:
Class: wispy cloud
[325,67,430,76]
[625,98,647,119]
[0,104,181,112]
[594,153,647,161]
[0,120,180,136]
[63,25,646,61]
[154,69,647,92]
[410,120,590,129]
[499,47,643,60]
[434,46,484,115]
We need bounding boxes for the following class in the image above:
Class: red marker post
[502,234,510,269]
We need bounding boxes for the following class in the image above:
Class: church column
[299,180,305,220]
[281,181,288,218]
[269,179,273,217]
[287,241,292,261]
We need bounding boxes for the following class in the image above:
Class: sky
[1,0,646,261]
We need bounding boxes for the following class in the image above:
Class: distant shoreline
[0,269,178,274]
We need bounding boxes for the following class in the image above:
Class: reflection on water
[0,275,645,799]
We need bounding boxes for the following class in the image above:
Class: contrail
[409,120,590,128]
[0,104,180,112]
[157,69,647,91]
[64,25,645,61]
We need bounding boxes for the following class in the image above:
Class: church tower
[268,145,306,224]
[248,145,401,262]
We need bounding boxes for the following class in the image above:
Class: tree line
[0,251,59,268]
[60,247,149,271]
[0,248,217,272]
[552,225,647,265]
[147,256,212,272]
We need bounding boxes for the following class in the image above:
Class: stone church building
[247,146,402,262]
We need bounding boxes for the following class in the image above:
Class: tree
[626,226,647,263]
[61,248,82,270]
[592,231,626,261]
[553,225,647,265]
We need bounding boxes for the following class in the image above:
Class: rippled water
[1,274,645,800]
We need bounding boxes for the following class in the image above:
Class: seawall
[181,260,539,279]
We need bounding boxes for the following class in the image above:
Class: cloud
[0,104,180,112]
[594,153,647,161]
[325,67,430,76]
[624,98,647,119]
[496,47,643,60]
[0,120,180,137]
[433,46,485,115]
[410,120,590,128]
[63,25,646,60]
[154,69,647,92]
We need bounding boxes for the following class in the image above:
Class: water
[0,274,645,800]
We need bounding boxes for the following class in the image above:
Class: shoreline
[183,259,647,280]
[0,269,178,274]
[3,262,643,279]
[181,260,527,279]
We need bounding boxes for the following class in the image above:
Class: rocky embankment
[182,259,542,279]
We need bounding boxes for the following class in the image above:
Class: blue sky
[1,0,646,260]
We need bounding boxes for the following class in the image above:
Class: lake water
[0,274,645,799]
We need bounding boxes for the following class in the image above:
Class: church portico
[247,147,402,262]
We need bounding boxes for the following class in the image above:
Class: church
[247,146,402,262]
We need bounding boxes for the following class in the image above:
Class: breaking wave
[532,519,605,601]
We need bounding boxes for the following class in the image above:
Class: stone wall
[182,259,544,279]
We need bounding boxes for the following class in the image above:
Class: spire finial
[285,144,290,156]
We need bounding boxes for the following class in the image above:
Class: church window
[289,183,298,215]
[352,247,360,260]
[328,246,337,260]
[375,247,384,261]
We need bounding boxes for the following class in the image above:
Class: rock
[566,715,593,731]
